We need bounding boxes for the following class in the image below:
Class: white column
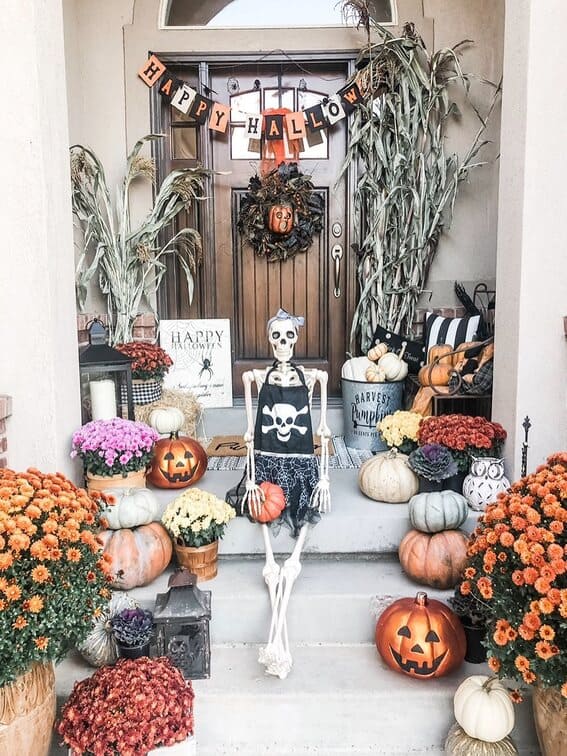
[0,0,81,476]
[493,0,567,479]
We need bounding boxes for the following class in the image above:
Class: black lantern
[78,319,134,423]
[153,569,211,680]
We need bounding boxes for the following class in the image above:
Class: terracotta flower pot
[86,468,147,494]
[532,686,567,756]
[174,541,218,581]
[0,663,56,756]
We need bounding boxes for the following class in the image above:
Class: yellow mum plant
[162,489,235,548]
[378,410,423,454]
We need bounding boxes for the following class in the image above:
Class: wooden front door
[155,55,355,396]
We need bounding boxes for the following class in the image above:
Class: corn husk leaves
[71,134,210,344]
[339,21,501,352]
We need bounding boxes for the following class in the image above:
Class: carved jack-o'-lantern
[375,591,465,679]
[268,202,294,235]
[148,433,208,489]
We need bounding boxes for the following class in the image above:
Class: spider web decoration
[237,163,325,263]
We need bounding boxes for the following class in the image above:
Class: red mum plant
[116,341,173,381]
[462,453,567,697]
[57,656,194,756]
[417,414,507,472]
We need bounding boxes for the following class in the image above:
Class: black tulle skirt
[254,452,320,537]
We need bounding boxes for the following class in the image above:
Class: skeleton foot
[258,643,293,679]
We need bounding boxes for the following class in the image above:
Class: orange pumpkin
[251,482,286,524]
[398,529,469,589]
[268,203,294,234]
[99,522,172,590]
[375,591,466,679]
[148,433,207,489]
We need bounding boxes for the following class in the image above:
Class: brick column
[0,396,13,468]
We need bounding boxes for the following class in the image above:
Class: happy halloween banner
[138,54,364,145]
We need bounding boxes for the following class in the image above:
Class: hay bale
[134,389,201,436]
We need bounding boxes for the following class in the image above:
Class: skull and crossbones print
[261,403,309,443]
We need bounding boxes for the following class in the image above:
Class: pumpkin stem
[169,431,180,440]
[415,591,428,607]
[482,676,499,691]
[398,343,407,360]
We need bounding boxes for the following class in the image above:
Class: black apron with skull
[254,364,320,537]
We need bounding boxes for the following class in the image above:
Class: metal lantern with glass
[78,319,135,423]
[153,569,211,680]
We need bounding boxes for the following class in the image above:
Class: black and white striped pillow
[425,312,481,357]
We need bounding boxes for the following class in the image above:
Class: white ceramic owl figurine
[463,456,510,511]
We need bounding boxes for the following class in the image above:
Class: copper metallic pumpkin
[268,202,294,234]
[148,433,208,489]
[251,482,286,524]
[375,591,466,679]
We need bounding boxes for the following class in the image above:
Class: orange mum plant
[462,452,567,697]
[0,468,112,686]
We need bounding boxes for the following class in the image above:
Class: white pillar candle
[89,379,117,421]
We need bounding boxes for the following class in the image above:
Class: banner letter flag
[323,95,346,125]
[138,54,166,87]
[304,103,328,133]
[264,113,284,141]
[171,84,197,114]
[285,111,306,140]
[209,102,231,133]
[189,94,213,124]
[244,113,263,138]
[337,82,364,113]
[159,72,183,102]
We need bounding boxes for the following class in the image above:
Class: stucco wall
[63,0,504,312]
[1,0,81,476]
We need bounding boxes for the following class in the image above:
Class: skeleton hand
[243,480,265,518]
[310,476,331,514]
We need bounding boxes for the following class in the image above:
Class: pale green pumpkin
[408,491,469,533]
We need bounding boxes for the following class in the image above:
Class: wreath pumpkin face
[237,162,325,262]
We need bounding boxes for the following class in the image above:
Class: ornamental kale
[111,608,153,647]
[408,443,458,482]
[71,418,159,477]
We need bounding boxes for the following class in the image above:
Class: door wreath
[237,163,325,262]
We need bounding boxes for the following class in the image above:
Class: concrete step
[121,557,458,645]
[150,469,481,557]
[53,644,539,755]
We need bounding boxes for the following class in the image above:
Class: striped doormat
[203,436,373,471]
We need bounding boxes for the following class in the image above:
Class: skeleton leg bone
[258,525,290,674]
[260,524,309,679]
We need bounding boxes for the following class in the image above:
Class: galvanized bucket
[341,379,404,451]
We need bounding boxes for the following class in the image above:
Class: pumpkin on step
[78,591,136,667]
[398,529,469,589]
[148,406,185,435]
[251,482,286,524]
[375,591,466,679]
[148,433,208,489]
[358,448,418,503]
[99,522,173,590]
[99,487,161,530]
[408,491,468,533]
[445,724,519,756]
[454,676,515,743]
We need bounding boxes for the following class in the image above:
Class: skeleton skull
[262,403,309,443]
[268,317,299,363]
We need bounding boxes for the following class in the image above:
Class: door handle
[331,244,343,298]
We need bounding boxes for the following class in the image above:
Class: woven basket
[174,541,218,581]
[0,664,56,756]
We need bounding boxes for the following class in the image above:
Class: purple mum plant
[407,443,458,482]
[71,418,159,477]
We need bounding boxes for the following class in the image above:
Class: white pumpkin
[377,349,409,381]
[454,675,515,743]
[341,356,376,381]
[78,592,136,667]
[100,487,161,530]
[148,406,185,435]
[358,448,419,503]
[408,491,469,533]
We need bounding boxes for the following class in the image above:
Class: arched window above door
[161,0,396,28]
